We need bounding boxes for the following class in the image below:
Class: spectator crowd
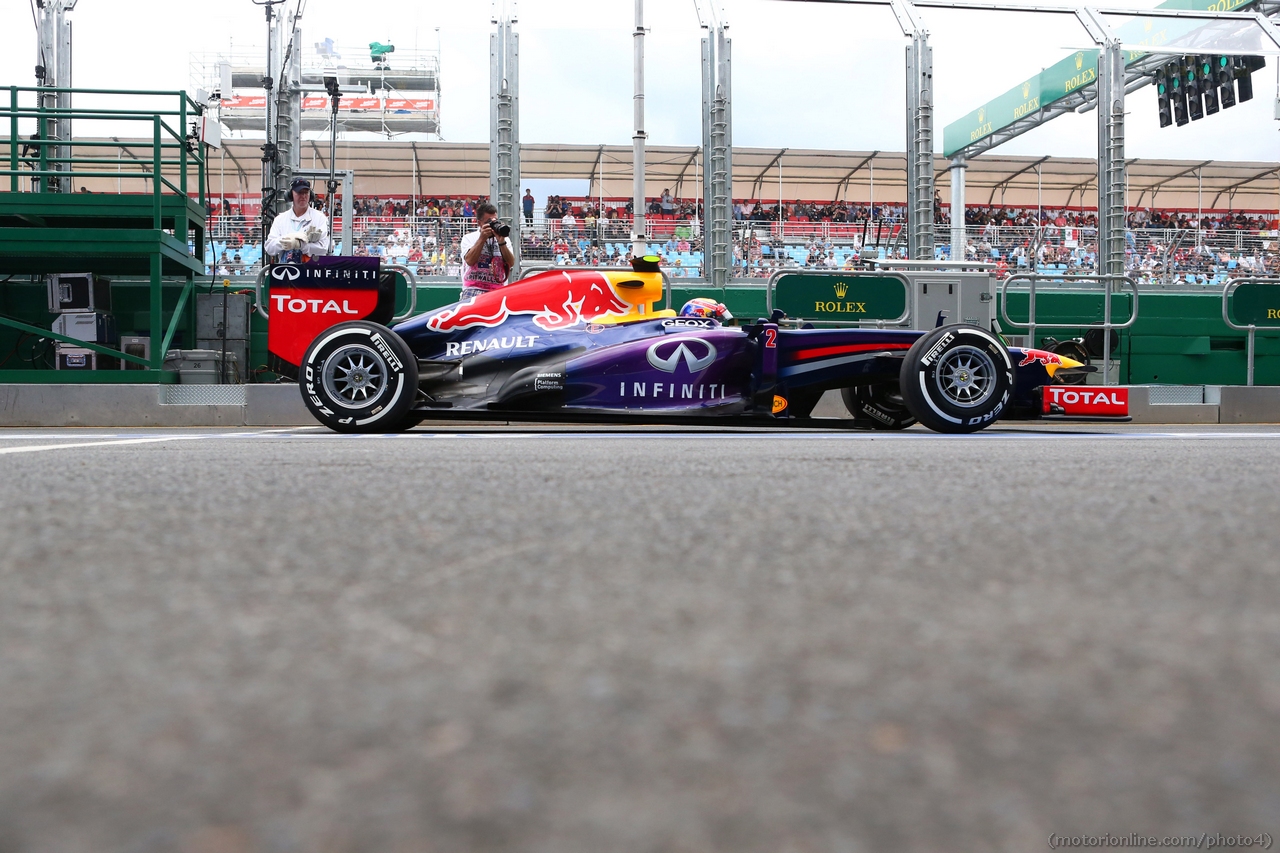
[204,191,1279,284]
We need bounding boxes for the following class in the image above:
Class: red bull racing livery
[282,257,1125,433]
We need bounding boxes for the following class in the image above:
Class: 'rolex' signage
[774,274,907,323]
[1228,282,1280,326]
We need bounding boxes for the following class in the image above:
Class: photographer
[459,202,515,299]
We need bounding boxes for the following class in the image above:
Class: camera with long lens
[488,220,511,239]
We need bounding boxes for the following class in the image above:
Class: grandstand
[77,137,1277,284]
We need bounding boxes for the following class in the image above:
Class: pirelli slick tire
[899,324,1012,434]
[300,321,419,433]
[841,382,917,430]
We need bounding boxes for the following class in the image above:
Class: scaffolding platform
[0,86,209,382]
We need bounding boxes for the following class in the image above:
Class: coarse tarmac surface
[1,423,1278,853]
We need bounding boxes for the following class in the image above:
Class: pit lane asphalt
[1,425,1278,853]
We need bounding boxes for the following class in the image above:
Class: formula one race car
[267,256,1126,434]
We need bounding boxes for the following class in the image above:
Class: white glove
[278,231,310,251]
[305,225,323,243]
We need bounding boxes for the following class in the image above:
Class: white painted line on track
[0,434,154,440]
[0,435,215,455]
[4,427,1280,451]
[0,427,322,455]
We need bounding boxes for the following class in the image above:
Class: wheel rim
[322,344,388,409]
[871,385,909,411]
[933,345,996,408]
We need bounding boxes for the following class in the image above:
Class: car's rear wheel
[300,321,419,433]
[899,324,1012,434]
[841,382,916,430]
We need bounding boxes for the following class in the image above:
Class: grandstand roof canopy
[44,139,1280,212]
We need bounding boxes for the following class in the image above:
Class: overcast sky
[4,0,1278,165]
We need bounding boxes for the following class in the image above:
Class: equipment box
[908,272,995,330]
[196,293,251,341]
[164,349,239,384]
[119,336,150,370]
[196,339,248,383]
[48,273,112,313]
[56,344,119,371]
[52,312,118,345]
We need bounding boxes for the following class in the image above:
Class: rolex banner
[1228,282,1280,325]
[773,274,908,324]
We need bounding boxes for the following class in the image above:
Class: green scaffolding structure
[0,86,207,382]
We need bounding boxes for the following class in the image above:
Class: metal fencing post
[1222,278,1280,386]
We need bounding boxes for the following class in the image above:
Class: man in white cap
[265,178,331,263]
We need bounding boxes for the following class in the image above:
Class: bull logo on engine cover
[646,338,717,373]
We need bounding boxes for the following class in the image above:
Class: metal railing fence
[1001,273,1141,386]
[1222,278,1280,386]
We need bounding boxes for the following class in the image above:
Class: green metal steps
[0,227,203,276]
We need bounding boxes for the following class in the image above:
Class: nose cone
[1046,354,1084,377]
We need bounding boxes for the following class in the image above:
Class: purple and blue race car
[292,257,1118,433]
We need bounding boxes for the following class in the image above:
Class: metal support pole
[1096,40,1125,386]
[326,91,341,239]
[905,31,934,261]
[490,17,521,274]
[53,2,72,187]
[719,27,733,281]
[34,0,75,193]
[949,155,965,262]
[341,170,354,254]
[632,0,648,258]
[701,36,711,266]
[260,1,280,244]
[701,24,733,287]
[1247,326,1256,386]
[275,14,302,204]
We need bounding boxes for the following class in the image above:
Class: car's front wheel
[899,324,1012,434]
[300,321,419,433]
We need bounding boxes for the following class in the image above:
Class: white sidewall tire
[899,325,1012,434]
[299,321,419,433]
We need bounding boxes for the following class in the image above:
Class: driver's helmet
[679,297,733,323]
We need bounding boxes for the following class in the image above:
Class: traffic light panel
[1236,55,1266,102]
[1169,60,1189,126]
[1159,55,1266,126]
[1216,55,1235,109]
[1186,62,1205,120]
[1155,68,1173,127]
[1200,56,1220,114]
